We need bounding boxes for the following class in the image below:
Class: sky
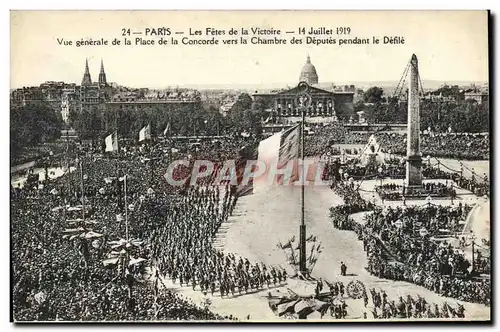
[10,10,489,89]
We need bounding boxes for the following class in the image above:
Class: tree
[363,86,385,104]
[252,95,273,112]
[230,93,253,114]
[73,106,104,140]
[10,101,63,160]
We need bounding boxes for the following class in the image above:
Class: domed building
[253,55,356,134]
[299,55,319,85]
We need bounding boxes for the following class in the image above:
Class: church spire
[81,59,92,86]
[98,59,107,86]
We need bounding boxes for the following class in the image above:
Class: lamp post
[468,231,476,273]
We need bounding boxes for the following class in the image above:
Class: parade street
[206,177,491,320]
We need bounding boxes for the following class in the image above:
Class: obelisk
[405,54,422,188]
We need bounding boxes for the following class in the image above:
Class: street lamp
[468,230,476,273]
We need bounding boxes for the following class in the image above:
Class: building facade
[78,59,112,114]
[10,59,112,124]
[253,56,355,124]
[464,90,489,105]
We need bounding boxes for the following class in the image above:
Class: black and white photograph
[9,10,491,322]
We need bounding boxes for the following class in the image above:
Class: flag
[232,144,259,197]
[163,123,170,136]
[232,124,301,197]
[277,124,301,184]
[105,132,118,152]
[104,177,116,184]
[306,235,317,242]
[102,257,120,267]
[139,124,151,142]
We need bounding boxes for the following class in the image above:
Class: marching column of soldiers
[367,288,465,319]
[150,185,288,298]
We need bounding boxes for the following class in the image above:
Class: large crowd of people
[12,116,490,321]
[304,122,489,160]
[343,132,489,160]
[329,201,491,306]
[422,167,490,197]
[12,137,269,321]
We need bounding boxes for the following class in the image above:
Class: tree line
[67,93,265,141]
[10,102,64,161]
[355,87,489,132]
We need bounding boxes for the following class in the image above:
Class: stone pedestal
[406,155,422,187]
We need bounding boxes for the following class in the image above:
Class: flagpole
[124,174,129,241]
[66,129,72,204]
[299,105,307,275]
[80,158,85,222]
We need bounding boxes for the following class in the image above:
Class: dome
[299,55,319,85]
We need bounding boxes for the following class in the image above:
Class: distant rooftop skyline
[11,11,489,89]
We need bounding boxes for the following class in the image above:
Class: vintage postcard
[10,10,490,322]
